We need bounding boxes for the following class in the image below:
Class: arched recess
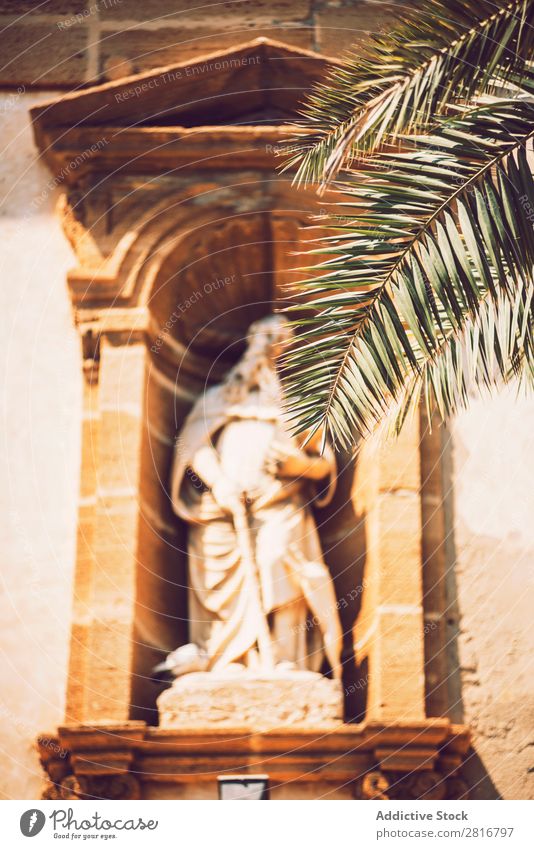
[128,208,367,721]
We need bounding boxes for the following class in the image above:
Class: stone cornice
[33,125,308,183]
[39,719,471,800]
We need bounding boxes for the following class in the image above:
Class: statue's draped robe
[170,384,342,675]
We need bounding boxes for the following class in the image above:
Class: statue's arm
[265,440,331,481]
[189,444,223,489]
[190,444,243,514]
[299,427,335,480]
[301,452,332,481]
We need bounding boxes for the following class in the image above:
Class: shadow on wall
[315,449,368,723]
[441,429,501,800]
[463,748,502,800]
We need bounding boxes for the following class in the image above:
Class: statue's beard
[222,356,283,407]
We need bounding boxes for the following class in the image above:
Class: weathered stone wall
[0,0,532,801]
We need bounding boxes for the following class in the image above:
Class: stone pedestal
[157,670,343,728]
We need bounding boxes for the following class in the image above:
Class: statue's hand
[265,441,310,478]
[211,477,246,515]
[265,440,330,481]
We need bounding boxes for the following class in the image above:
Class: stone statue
[158,315,343,727]
[168,314,342,674]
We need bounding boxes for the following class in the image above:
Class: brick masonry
[0,0,400,86]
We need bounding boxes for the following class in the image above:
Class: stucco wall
[0,91,81,800]
[448,390,534,799]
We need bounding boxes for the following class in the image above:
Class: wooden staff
[232,493,275,670]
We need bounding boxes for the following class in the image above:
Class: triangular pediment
[31,37,337,133]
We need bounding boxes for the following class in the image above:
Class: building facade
[0,0,532,801]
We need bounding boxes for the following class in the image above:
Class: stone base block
[157,670,343,729]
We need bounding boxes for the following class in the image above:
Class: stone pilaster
[66,336,147,723]
[358,418,426,722]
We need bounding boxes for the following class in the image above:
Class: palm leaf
[379,281,534,444]
[282,101,534,448]
[285,0,534,187]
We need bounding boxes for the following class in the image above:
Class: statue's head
[245,314,292,364]
[222,314,292,402]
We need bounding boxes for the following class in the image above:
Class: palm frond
[285,0,534,187]
[282,101,534,448]
[380,281,534,443]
